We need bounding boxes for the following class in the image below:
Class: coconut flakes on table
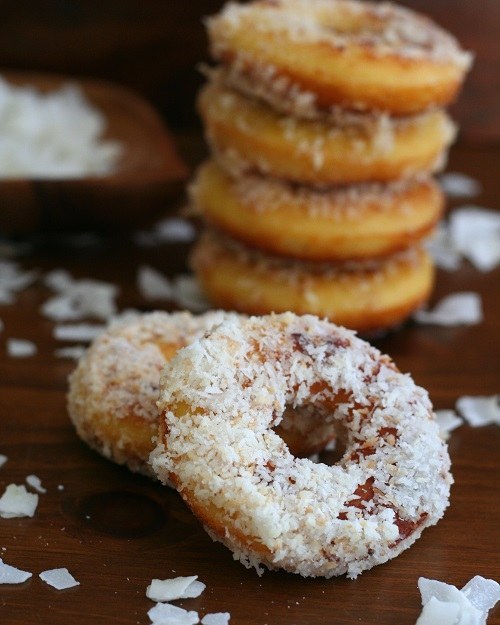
[0,558,32,584]
[148,602,199,625]
[456,395,500,427]
[201,614,230,625]
[434,410,463,438]
[0,259,37,304]
[54,345,87,360]
[146,575,206,602]
[135,217,197,247]
[0,454,7,468]
[439,172,482,199]
[171,275,210,313]
[53,323,106,342]
[39,567,80,590]
[6,338,37,357]
[0,484,38,518]
[0,77,121,178]
[137,265,174,301]
[414,292,483,326]
[416,576,500,625]
[25,474,47,494]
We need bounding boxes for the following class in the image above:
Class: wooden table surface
[0,141,498,625]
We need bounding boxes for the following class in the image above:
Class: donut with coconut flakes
[207,0,472,117]
[67,311,335,477]
[152,312,452,578]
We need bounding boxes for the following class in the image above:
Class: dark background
[0,0,498,152]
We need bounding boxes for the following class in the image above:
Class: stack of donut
[188,0,472,334]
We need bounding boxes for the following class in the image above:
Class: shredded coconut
[456,395,500,427]
[0,259,37,304]
[0,454,7,468]
[440,172,481,199]
[53,323,106,342]
[25,475,47,494]
[434,410,463,438]
[414,292,483,326]
[201,614,230,625]
[148,602,199,625]
[39,568,80,590]
[6,338,37,357]
[146,575,205,602]
[54,345,87,360]
[137,265,174,301]
[135,217,197,247]
[0,484,38,518]
[172,275,211,313]
[0,77,121,178]
[0,558,32,584]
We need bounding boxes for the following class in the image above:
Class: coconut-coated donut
[151,312,452,578]
[190,230,435,334]
[190,160,444,261]
[207,0,472,116]
[67,311,334,477]
[198,79,456,185]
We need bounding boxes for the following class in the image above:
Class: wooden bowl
[0,71,188,234]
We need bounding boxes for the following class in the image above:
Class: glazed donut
[198,79,456,185]
[207,0,472,116]
[191,160,444,261]
[67,311,334,477]
[190,230,435,334]
[152,312,452,578]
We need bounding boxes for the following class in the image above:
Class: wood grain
[0,145,498,624]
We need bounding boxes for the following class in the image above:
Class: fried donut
[207,0,472,116]
[190,230,435,334]
[198,79,456,185]
[191,160,444,261]
[151,312,452,578]
[67,311,334,477]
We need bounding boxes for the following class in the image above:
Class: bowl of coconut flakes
[0,72,187,234]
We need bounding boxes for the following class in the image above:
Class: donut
[198,78,456,185]
[151,312,452,578]
[206,0,472,116]
[67,311,334,477]
[190,230,435,334]
[190,160,444,261]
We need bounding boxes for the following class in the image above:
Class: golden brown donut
[190,160,444,261]
[198,79,456,185]
[67,311,335,477]
[152,312,452,578]
[207,0,472,116]
[190,230,435,334]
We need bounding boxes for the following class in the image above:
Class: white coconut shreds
[25,475,47,494]
[0,77,121,178]
[0,484,38,518]
[0,259,37,304]
[6,338,37,358]
[54,345,87,360]
[53,323,106,342]
[439,172,482,199]
[0,559,32,584]
[148,602,199,625]
[137,265,174,301]
[456,395,500,427]
[39,567,80,590]
[42,270,119,322]
[414,292,483,326]
[201,614,230,625]
[134,217,197,247]
[416,576,500,625]
[434,410,463,439]
[152,312,452,579]
[0,454,7,468]
[428,207,500,272]
[146,575,205,602]
[171,275,211,313]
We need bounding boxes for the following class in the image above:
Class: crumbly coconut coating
[67,310,234,475]
[152,313,452,578]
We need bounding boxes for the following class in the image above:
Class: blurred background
[0,0,497,169]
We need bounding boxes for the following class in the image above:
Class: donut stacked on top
[189,0,472,334]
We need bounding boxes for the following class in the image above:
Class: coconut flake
[39,567,80,590]
[414,292,483,326]
[426,224,462,271]
[148,602,199,625]
[449,207,500,271]
[54,345,87,360]
[0,558,32,584]
[53,323,106,342]
[0,259,37,304]
[135,217,197,247]
[171,275,210,312]
[25,474,47,494]
[6,338,37,357]
[416,576,500,625]
[201,614,230,625]
[0,484,38,518]
[456,395,500,427]
[137,266,174,301]
[434,410,463,438]
[146,575,205,602]
[0,454,7,468]
[440,172,481,199]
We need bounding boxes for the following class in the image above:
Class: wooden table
[0,141,499,624]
